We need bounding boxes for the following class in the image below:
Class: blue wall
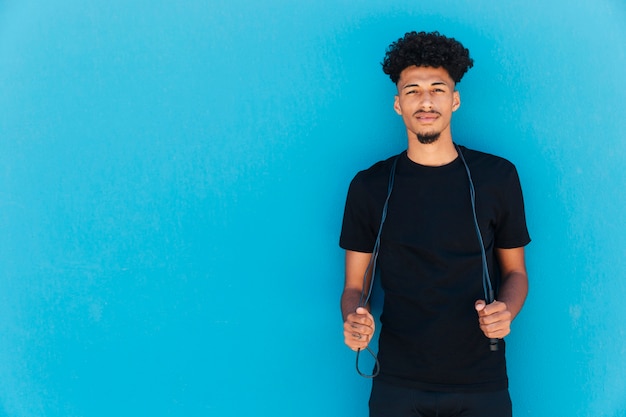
[1,1,625,416]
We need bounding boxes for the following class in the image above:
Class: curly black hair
[382,31,474,85]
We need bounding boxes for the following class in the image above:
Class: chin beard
[416,132,440,144]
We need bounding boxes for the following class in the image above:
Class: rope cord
[455,145,494,303]
[355,156,398,379]
[456,144,499,351]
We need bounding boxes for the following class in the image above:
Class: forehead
[397,66,455,87]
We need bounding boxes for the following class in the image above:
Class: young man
[339,31,530,417]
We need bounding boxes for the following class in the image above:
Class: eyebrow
[402,81,449,90]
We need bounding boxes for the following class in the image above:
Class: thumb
[355,307,369,315]
[475,300,486,312]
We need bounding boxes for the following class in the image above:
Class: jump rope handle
[488,289,499,351]
[490,338,499,351]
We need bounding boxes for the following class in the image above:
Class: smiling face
[393,66,461,145]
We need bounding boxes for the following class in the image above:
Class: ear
[393,95,402,115]
[452,91,461,112]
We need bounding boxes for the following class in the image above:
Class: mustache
[413,110,441,117]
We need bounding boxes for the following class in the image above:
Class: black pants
[369,379,512,417]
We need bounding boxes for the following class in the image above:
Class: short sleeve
[339,173,378,253]
[494,165,531,249]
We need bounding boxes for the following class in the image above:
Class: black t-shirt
[340,146,531,392]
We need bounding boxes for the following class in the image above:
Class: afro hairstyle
[382,31,474,85]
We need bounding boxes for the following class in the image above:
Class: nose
[419,94,434,110]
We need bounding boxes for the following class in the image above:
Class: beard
[416,131,441,144]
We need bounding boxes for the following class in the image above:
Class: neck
[406,136,458,166]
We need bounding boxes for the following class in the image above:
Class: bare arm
[475,246,528,339]
[341,250,376,351]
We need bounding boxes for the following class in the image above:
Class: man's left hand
[475,300,512,339]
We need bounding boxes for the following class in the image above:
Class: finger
[477,300,508,319]
[479,318,511,337]
[347,311,372,324]
[478,311,511,326]
[474,300,486,312]
[344,333,370,350]
[353,307,374,323]
[478,309,512,326]
[344,325,373,340]
[355,307,371,316]
[480,325,511,339]
[484,300,507,314]
[345,322,374,337]
[349,343,369,352]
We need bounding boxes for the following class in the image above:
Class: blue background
[1,1,625,416]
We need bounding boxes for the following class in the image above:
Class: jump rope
[355,144,497,379]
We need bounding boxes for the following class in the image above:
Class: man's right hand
[343,307,375,351]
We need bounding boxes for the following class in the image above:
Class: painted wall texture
[1,1,625,416]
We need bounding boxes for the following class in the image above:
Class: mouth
[414,111,440,123]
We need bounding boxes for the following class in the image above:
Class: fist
[475,300,512,339]
[343,307,375,351]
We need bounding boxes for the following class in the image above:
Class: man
[339,31,530,417]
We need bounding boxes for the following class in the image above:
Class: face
[393,66,460,144]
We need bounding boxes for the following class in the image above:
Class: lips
[414,112,440,123]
